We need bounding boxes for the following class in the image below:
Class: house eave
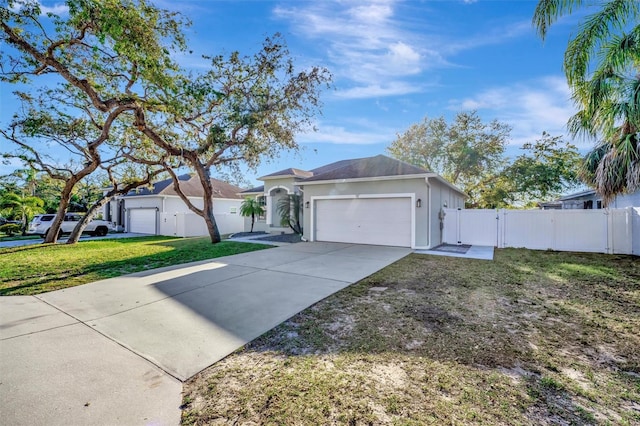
[259,175,306,181]
[294,173,429,186]
[295,173,467,197]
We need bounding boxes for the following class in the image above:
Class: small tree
[239,197,265,233]
[0,223,21,236]
[277,194,303,235]
[0,192,44,235]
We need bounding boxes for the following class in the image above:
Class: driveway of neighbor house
[0,242,410,426]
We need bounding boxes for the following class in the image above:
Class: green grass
[182,249,640,425]
[0,236,270,295]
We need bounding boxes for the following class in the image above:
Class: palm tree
[533,0,640,204]
[239,197,265,233]
[277,194,303,235]
[0,192,45,235]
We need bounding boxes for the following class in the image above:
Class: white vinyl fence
[443,207,638,255]
[159,212,244,237]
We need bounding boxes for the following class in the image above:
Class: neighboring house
[539,188,640,210]
[104,174,244,236]
[241,155,466,249]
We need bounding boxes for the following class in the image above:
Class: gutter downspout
[425,177,431,249]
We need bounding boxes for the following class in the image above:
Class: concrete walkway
[414,245,495,260]
[0,242,410,425]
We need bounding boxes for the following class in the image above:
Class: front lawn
[182,249,640,425]
[0,236,270,296]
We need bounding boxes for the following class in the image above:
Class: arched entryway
[268,187,290,227]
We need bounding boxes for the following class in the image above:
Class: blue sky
[1,0,590,187]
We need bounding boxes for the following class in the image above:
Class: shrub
[0,223,22,236]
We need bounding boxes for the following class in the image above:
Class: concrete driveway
[0,242,410,425]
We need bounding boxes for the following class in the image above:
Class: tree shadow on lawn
[0,236,270,296]
[180,249,640,425]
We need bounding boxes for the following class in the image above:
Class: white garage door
[315,197,412,247]
[129,209,157,234]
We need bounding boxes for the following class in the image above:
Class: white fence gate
[159,212,244,237]
[442,207,637,255]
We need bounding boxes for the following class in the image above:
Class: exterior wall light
[305,201,310,208]
[416,199,422,208]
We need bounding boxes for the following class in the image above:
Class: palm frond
[533,0,586,40]
[564,0,639,84]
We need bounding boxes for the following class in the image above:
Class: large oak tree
[387,112,581,208]
[1,0,330,243]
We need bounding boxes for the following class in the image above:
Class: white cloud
[449,76,580,146]
[274,0,433,99]
[445,20,532,55]
[335,81,425,99]
[274,1,533,100]
[39,3,68,15]
[297,122,395,145]
[11,1,69,15]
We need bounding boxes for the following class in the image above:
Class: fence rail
[443,207,638,255]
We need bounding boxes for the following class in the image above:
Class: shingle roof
[559,189,597,201]
[125,174,244,199]
[241,185,264,194]
[260,168,314,179]
[300,155,428,182]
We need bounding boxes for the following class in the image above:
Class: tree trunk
[197,166,221,244]
[43,160,98,243]
[164,161,221,244]
[66,170,163,244]
[20,212,27,236]
[203,206,221,243]
[250,213,255,232]
[66,196,110,244]
[43,180,77,243]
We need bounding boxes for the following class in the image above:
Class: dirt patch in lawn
[182,249,640,425]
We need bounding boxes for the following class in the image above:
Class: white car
[28,213,112,238]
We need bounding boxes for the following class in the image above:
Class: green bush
[0,223,22,236]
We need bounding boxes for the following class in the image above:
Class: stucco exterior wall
[263,177,296,195]
[300,178,432,247]
[300,177,464,248]
[429,180,465,246]
[243,216,268,233]
[119,195,242,236]
[611,190,640,208]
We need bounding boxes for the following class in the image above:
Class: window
[257,196,266,220]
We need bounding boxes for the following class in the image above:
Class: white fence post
[606,209,612,254]
[633,207,640,256]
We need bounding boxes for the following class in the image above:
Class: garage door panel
[129,209,157,234]
[315,198,411,247]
